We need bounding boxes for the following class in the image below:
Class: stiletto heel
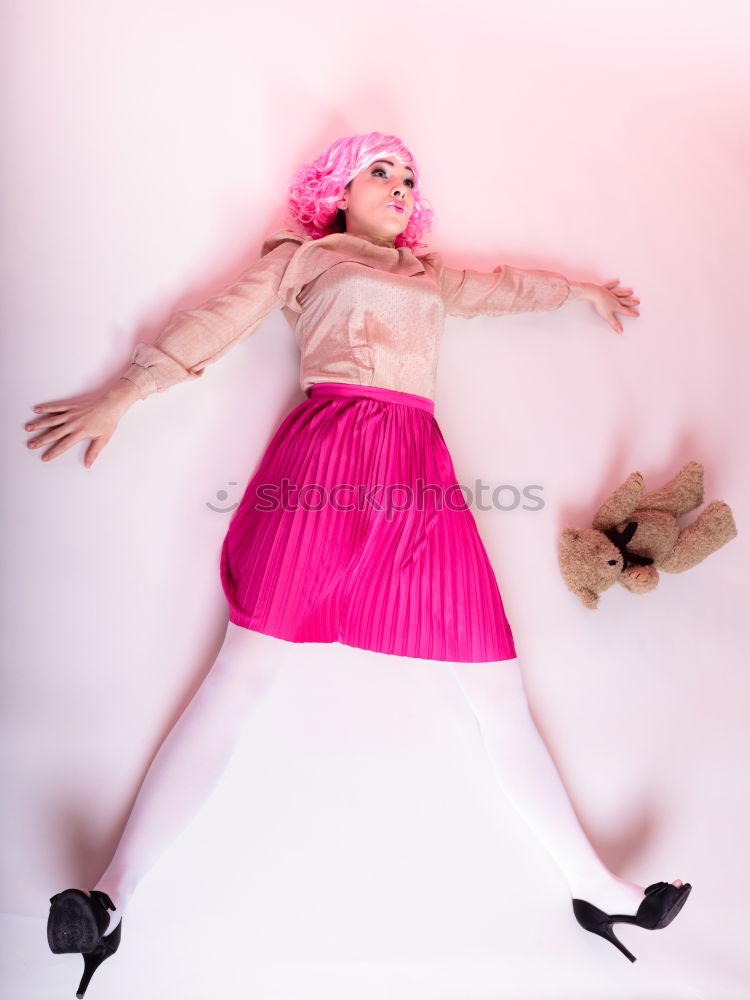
[75,922,122,1000]
[572,880,692,962]
[572,898,637,962]
[47,888,122,997]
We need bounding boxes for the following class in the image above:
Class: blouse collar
[265,228,427,278]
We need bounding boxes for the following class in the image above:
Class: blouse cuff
[119,361,159,400]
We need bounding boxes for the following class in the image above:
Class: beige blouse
[119,229,572,403]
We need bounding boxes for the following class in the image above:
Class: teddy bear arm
[592,494,640,531]
[592,473,645,530]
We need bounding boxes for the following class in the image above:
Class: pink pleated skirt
[219,381,517,662]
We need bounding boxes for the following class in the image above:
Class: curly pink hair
[286,132,435,251]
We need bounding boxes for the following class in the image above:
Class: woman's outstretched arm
[119,237,301,399]
[421,251,639,334]
[25,235,303,467]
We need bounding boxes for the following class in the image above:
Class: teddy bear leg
[659,500,738,573]
[638,461,704,517]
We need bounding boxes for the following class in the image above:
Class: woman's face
[336,155,415,248]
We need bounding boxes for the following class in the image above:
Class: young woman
[35,132,690,996]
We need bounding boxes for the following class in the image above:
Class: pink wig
[286,132,435,251]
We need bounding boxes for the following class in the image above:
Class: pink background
[2,0,749,996]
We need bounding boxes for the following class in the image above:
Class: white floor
[5,645,747,999]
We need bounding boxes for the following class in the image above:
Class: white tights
[89,629,645,935]
[446,657,647,912]
[91,620,290,933]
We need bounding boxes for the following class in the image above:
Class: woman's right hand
[25,378,142,468]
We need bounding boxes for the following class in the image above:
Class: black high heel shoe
[572,880,692,962]
[47,889,121,998]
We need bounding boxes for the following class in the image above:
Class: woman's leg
[83,621,290,934]
[447,656,676,914]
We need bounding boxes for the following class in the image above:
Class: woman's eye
[372,168,414,188]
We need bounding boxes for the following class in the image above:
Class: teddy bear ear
[580,588,600,610]
[557,562,600,610]
[570,585,599,610]
[559,527,580,548]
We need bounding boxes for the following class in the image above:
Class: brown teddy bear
[558,460,737,609]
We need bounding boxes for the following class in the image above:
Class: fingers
[30,401,75,414]
[26,432,55,452]
[615,301,640,316]
[613,285,640,329]
[601,280,640,333]
[26,395,117,466]
[26,418,83,461]
[612,308,626,332]
[25,413,67,433]
[84,440,107,469]
[607,280,639,299]
[36,431,82,463]
[617,301,640,316]
[26,401,77,453]
[25,415,71,450]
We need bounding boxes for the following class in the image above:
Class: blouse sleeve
[421,250,572,319]
[118,236,301,400]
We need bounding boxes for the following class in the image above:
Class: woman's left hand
[583,279,640,334]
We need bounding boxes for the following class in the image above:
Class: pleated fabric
[219,382,517,662]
